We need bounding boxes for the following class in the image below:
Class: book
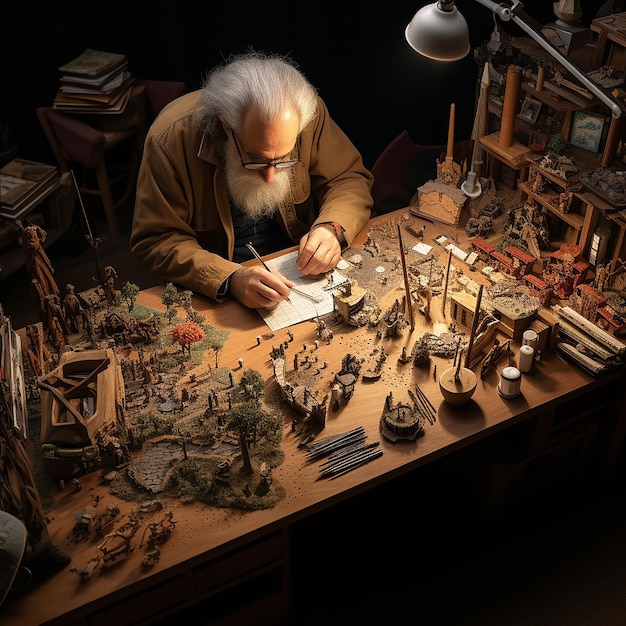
[60,62,128,88]
[1,159,57,196]
[0,176,59,220]
[58,48,127,78]
[52,80,134,114]
[1,174,36,207]
[0,159,60,218]
[60,70,126,95]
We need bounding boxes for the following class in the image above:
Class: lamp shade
[405,2,470,61]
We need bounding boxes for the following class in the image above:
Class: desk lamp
[405,0,623,119]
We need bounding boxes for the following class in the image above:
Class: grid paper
[257,251,344,331]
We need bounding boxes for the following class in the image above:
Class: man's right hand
[229,266,293,309]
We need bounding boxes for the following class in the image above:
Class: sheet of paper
[413,241,432,255]
[257,251,344,331]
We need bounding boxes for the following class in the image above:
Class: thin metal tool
[245,242,323,303]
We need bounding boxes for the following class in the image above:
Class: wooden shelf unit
[518,161,599,256]
[591,12,626,73]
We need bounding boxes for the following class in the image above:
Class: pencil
[245,242,322,303]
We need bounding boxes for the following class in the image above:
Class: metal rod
[319,441,379,466]
[474,0,622,118]
[319,447,383,477]
[325,449,384,479]
[71,169,104,283]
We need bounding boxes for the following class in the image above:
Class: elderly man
[131,50,373,309]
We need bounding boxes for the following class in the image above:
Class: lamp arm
[472,0,623,118]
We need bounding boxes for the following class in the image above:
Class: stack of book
[53,48,135,114]
[0,159,60,220]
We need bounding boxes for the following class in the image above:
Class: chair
[36,87,147,239]
[36,80,186,239]
[370,130,473,215]
[135,79,186,120]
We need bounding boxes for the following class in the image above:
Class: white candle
[519,345,534,373]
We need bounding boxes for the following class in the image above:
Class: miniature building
[38,348,125,477]
[544,244,590,299]
[333,281,366,325]
[596,305,625,335]
[582,287,625,337]
[411,180,467,226]
[504,246,536,277]
[470,237,496,262]
[577,283,607,323]
[490,249,516,276]
[450,290,479,330]
[523,273,552,306]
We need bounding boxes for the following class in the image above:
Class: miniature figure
[16,220,60,305]
[63,284,82,333]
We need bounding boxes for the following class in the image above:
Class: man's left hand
[296,224,342,276]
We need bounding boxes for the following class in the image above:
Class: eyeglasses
[231,131,300,170]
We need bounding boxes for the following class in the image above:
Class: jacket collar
[197,132,222,165]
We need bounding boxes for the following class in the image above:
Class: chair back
[370,130,473,215]
[135,79,186,120]
[36,107,106,170]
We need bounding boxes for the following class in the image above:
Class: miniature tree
[227,401,261,474]
[171,321,205,357]
[202,325,230,369]
[240,368,265,399]
[547,133,566,155]
[161,282,180,313]
[179,289,194,314]
[120,281,140,313]
[165,305,178,325]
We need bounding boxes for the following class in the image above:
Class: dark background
[0,1,615,171]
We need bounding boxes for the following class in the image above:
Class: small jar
[498,366,521,399]
[519,345,534,373]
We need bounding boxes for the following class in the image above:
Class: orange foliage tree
[171,321,205,356]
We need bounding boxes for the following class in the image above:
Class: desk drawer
[489,422,597,512]
[193,532,285,594]
[86,575,188,626]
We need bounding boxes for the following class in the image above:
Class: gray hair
[198,51,318,140]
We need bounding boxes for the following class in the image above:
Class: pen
[245,242,322,303]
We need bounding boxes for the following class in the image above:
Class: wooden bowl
[439,366,477,406]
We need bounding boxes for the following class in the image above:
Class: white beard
[224,141,292,220]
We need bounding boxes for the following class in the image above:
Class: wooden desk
[3,210,626,625]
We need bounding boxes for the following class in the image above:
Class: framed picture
[518,96,542,125]
[528,129,548,152]
[569,110,606,153]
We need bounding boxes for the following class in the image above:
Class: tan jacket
[130,90,373,300]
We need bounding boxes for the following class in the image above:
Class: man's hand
[296,224,342,276]
[229,266,293,309]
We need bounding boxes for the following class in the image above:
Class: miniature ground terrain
[28,299,287,514]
